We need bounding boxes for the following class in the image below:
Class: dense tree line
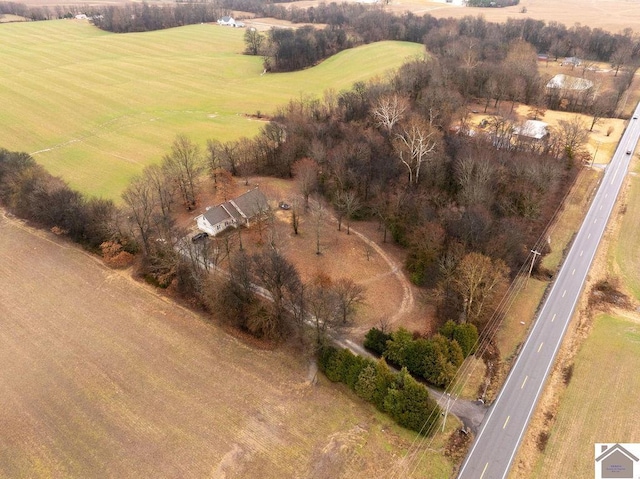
[231,0,640,65]
[467,0,519,6]
[319,345,441,435]
[92,2,219,33]
[0,1,80,20]
[261,26,351,72]
[0,149,115,250]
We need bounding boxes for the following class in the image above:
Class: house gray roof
[201,188,268,227]
[202,204,232,226]
[546,74,593,91]
[231,188,269,219]
[515,120,549,140]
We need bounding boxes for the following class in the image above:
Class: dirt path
[346,224,415,325]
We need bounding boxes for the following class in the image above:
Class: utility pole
[527,249,541,284]
[591,140,601,168]
[442,393,451,432]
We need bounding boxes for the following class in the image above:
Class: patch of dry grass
[541,168,602,271]
[610,168,640,300]
[530,313,640,478]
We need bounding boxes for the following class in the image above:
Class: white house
[514,120,549,141]
[546,74,593,92]
[217,16,244,27]
[195,188,269,236]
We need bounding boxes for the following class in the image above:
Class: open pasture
[610,172,640,300]
[0,212,456,478]
[530,313,640,478]
[0,20,423,199]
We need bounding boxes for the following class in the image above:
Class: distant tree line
[466,0,519,7]
[233,1,640,66]
[0,1,80,20]
[5,0,640,67]
[92,3,219,33]
[319,345,442,435]
[244,13,637,117]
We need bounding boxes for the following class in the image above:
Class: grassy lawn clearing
[0,20,424,200]
[530,313,640,478]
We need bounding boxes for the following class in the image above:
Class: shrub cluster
[364,322,477,388]
[318,346,441,434]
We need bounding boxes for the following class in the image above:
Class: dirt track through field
[0,211,433,479]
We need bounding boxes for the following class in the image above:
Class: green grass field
[0,20,424,199]
[531,314,640,478]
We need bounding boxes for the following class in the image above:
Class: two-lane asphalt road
[458,104,640,479]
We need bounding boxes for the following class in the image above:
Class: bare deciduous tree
[122,174,156,255]
[307,272,340,345]
[334,189,361,234]
[453,252,508,327]
[611,44,633,77]
[455,154,495,207]
[556,116,589,160]
[250,249,302,338]
[310,199,327,255]
[333,278,366,324]
[292,157,318,210]
[243,27,264,55]
[372,93,408,132]
[394,115,441,186]
[162,135,204,210]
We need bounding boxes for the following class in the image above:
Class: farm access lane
[457,103,640,479]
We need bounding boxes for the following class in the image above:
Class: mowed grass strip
[531,313,640,478]
[0,20,424,199]
[0,215,454,478]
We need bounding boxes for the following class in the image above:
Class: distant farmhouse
[195,188,269,236]
[546,74,594,111]
[514,120,549,141]
[217,16,244,28]
[561,56,582,67]
[513,120,550,152]
[546,74,593,92]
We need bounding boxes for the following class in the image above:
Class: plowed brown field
[0,211,454,478]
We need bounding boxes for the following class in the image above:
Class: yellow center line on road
[480,462,489,479]
[503,416,510,429]
[521,376,528,389]
[538,342,544,353]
